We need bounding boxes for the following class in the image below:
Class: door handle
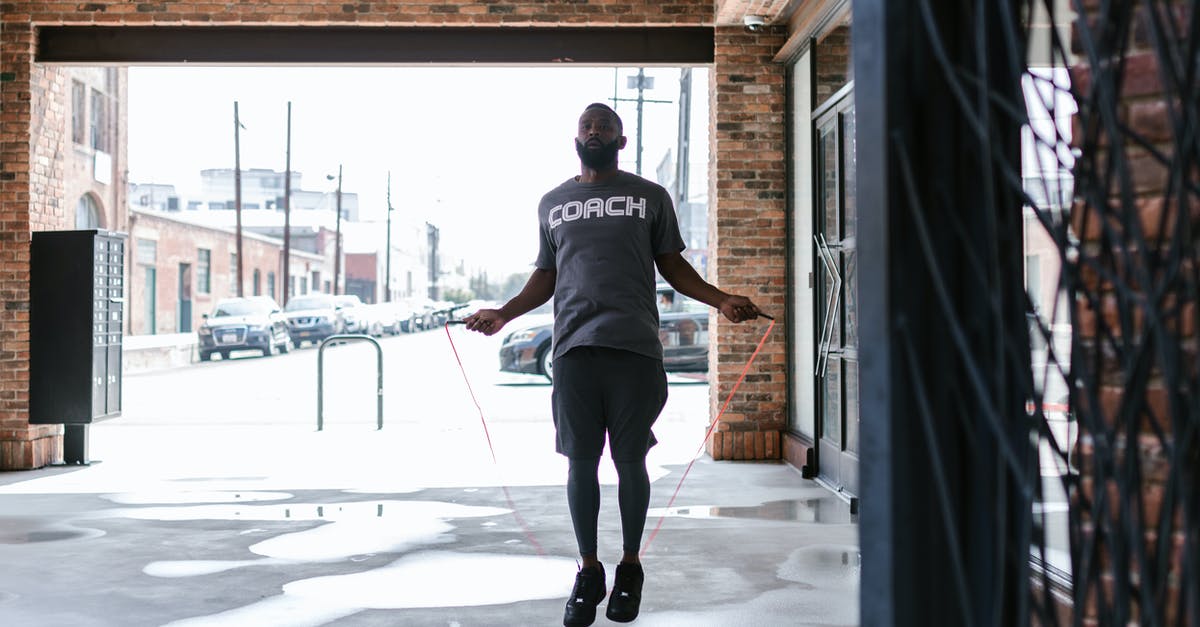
[814,233,842,377]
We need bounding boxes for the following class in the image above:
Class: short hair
[582,102,623,132]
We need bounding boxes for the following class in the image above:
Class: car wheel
[199,351,212,362]
[220,350,231,360]
[278,337,290,354]
[540,346,554,382]
[262,341,275,357]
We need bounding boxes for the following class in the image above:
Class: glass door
[177,263,192,332]
[144,267,156,334]
[814,92,859,496]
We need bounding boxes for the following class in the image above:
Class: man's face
[575,108,626,170]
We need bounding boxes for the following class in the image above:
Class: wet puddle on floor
[778,544,861,587]
[651,497,853,523]
[130,500,515,577]
[162,551,577,626]
[102,491,294,505]
[0,519,105,544]
[102,499,507,523]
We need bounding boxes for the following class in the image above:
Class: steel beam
[36,26,714,65]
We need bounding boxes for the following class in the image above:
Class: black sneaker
[563,563,606,627]
[605,562,644,623]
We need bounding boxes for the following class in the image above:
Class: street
[111,326,716,489]
[121,325,711,432]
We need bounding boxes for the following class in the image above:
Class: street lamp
[327,165,343,295]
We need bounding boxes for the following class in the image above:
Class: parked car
[333,295,368,333]
[361,302,403,336]
[197,296,291,360]
[284,293,344,347]
[498,286,709,381]
[392,300,423,333]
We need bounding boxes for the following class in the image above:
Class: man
[464,102,762,626]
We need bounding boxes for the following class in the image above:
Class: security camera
[743,15,766,32]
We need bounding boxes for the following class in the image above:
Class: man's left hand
[718,295,764,323]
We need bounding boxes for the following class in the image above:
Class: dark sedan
[499,287,709,381]
[197,296,291,360]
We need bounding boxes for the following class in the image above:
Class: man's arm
[462,268,556,336]
[655,252,763,323]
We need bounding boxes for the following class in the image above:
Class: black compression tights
[566,456,652,556]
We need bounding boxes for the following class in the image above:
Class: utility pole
[282,101,292,306]
[610,69,671,176]
[331,165,343,295]
[233,101,244,297]
[385,171,393,303]
[674,68,692,206]
[634,68,646,175]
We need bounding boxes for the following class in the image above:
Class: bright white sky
[127,66,705,277]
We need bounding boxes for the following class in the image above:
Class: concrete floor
[0,405,859,626]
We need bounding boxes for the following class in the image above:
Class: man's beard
[575,138,620,170]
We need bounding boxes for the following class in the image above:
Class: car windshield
[335,296,359,307]
[657,288,707,314]
[285,295,332,311]
[212,299,268,317]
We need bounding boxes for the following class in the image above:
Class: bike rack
[317,334,383,431]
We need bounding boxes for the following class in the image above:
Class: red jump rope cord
[640,317,776,557]
[444,322,545,555]
[444,317,776,559]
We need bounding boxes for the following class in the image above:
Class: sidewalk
[0,413,859,626]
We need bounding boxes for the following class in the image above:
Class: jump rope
[444,312,776,558]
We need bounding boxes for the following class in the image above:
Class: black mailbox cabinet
[30,230,126,460]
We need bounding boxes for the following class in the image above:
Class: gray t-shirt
[535,171,686,361]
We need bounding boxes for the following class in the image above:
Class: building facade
[128,209,326,335]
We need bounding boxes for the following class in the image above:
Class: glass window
[90,89,108,152]
[814,25,853,110]
[253,269,261,296]
[75,194,100,229]
[136,239,156,265]
[267,272,276,300]
[197,249,211,294]
[211,298,271,317]
[71,81,86,144]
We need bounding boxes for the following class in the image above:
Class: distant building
[196,168,360,221]
[63,67,128,234]
[128,208,327,334]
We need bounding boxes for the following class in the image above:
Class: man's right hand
[463,309,508,336]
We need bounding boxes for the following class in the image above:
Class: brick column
[1070,2,1194,624]
[706,25,787,460]
[0,24,65,469]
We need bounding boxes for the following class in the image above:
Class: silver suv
[284,293,344,348]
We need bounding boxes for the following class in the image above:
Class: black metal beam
[36,26,714,65]
[856,0,1029,625]
[853,0,897,624]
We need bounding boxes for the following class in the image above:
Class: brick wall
[1,2,712,26]
[1,35,62,469]
[0,2,729,469]
[129,210,316,335]
[707,25,788,460]
[1069,1,1193,624]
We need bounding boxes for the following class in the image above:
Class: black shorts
[551,346,668,461]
